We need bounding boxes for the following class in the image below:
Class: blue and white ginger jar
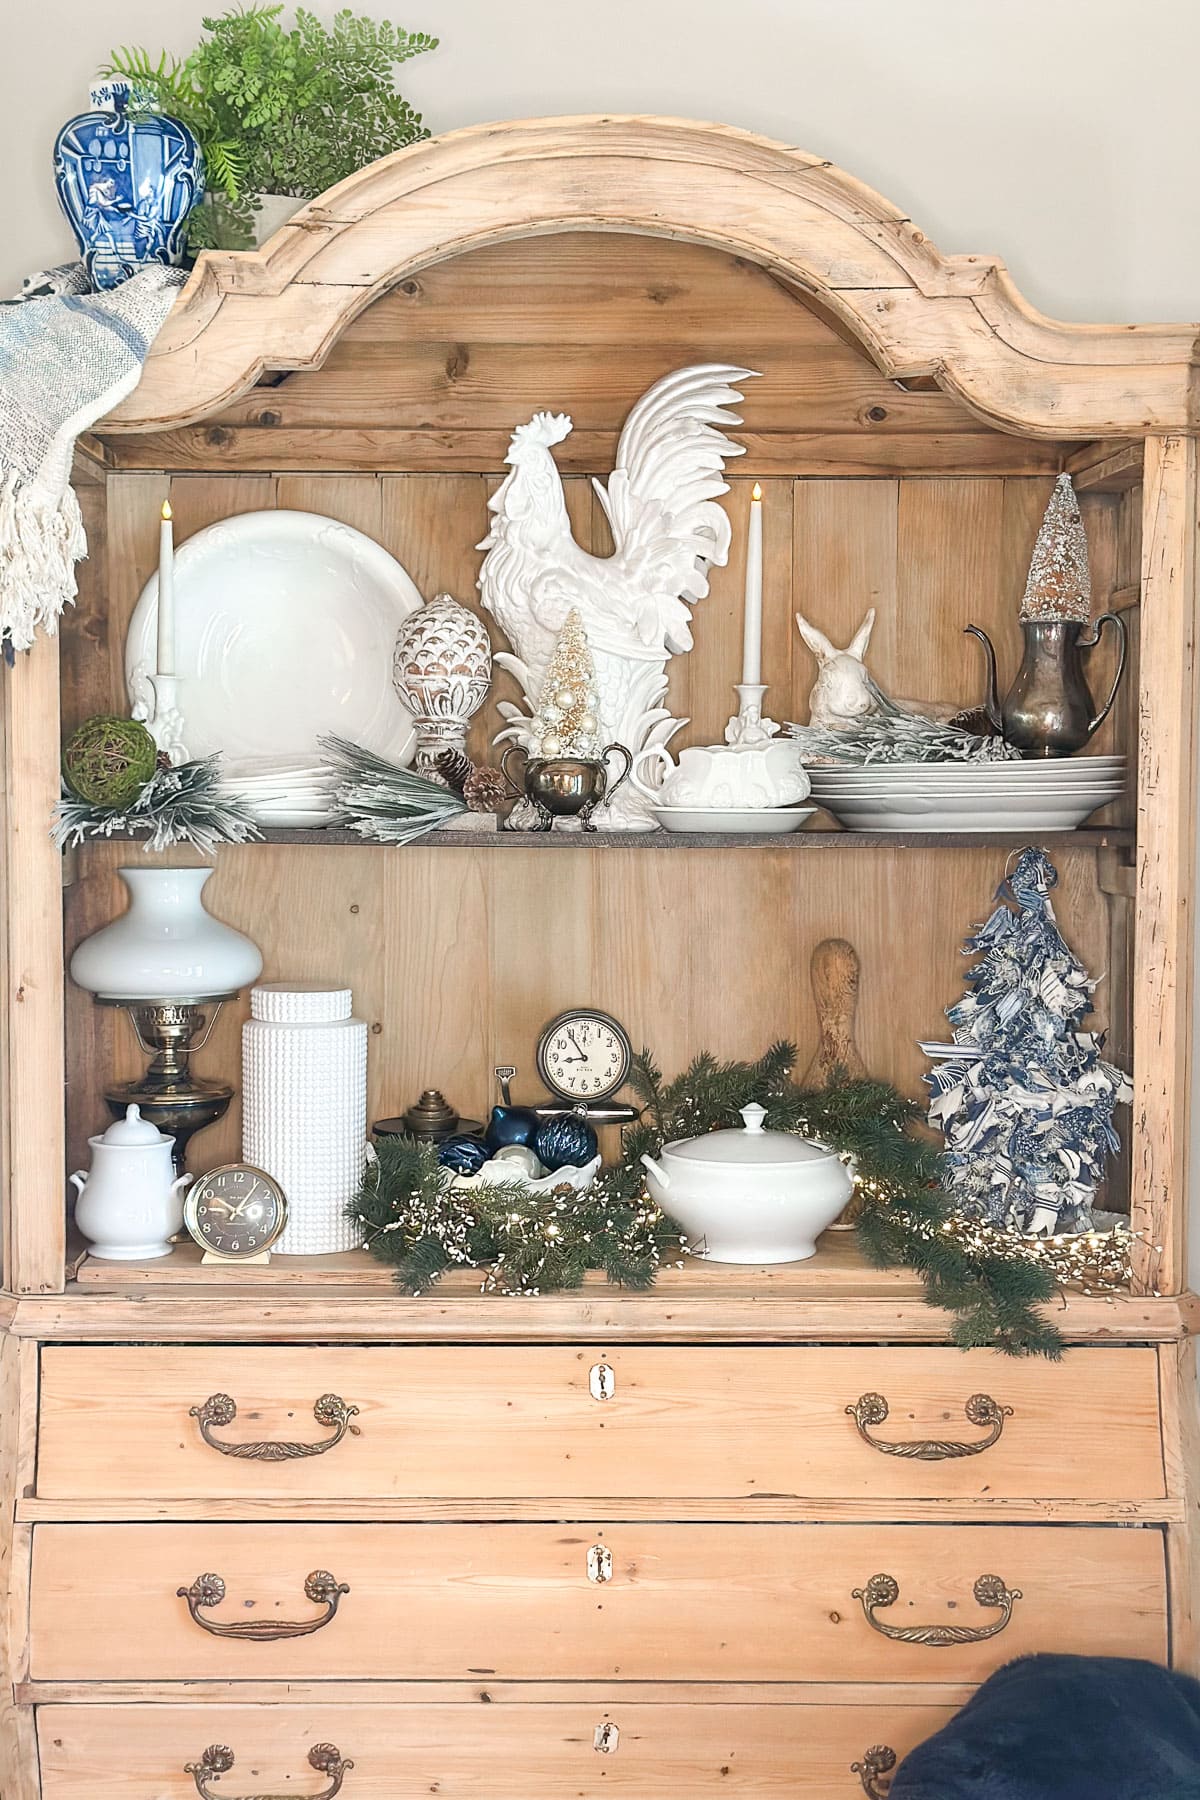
[54,82,204,290]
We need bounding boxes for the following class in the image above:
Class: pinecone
[463,765,512,814]
[433,748,474,794]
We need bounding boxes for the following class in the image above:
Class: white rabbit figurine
[795,607,959,730]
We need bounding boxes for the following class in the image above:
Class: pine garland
[352,1134,685,1296]
[353,1042,1067,1355]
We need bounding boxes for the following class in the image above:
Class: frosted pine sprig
[52,754,261,853]
[320,735,467,844]
[788,712,1018,765]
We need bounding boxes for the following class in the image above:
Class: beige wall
[2,0,1199,319]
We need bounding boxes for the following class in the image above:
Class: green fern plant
[103,5,437,249]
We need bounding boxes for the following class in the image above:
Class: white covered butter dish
[640,1102,853,1264]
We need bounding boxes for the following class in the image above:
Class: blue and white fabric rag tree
[923,846,1131,1236]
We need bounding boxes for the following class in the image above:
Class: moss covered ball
[62,715,157,806]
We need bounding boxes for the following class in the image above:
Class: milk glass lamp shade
[69,867,262,1000]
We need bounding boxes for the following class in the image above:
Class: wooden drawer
[36,1700,958,1798]
[36,1344,1165,1503]
[29,1522,1167,1684]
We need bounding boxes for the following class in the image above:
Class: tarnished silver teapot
[965,615,1127,759]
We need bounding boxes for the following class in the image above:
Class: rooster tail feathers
[601,364,756,559]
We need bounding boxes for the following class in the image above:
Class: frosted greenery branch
[354,1041,1068,1355]
[788,712,1019,766]
[52,754,261,853]
[320,735,467,843]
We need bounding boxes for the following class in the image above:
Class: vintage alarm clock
[183,1163,289,1264]
[533,1008,638,1124]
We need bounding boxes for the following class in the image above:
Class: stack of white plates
[219,756,339,829]
[806,756,1125,832]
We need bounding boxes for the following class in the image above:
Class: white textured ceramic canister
[242,982,367,1254]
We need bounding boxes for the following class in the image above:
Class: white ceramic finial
[740,1103,768,1133]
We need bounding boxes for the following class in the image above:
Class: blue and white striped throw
[0,262,183,655]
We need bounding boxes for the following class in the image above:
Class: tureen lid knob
[97,1102,172,1146]
[739,1103,767,1134]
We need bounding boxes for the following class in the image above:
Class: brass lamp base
[99,994,236,1174]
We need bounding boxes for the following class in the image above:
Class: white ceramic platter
[824,795,1111,830]
[808,764,1125,786]
[809,780,1124,798]
[804,757,1125,776]
[126,511,421,765]
[653,805,816,835]
[810,781,1124,800]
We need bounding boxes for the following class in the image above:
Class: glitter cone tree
[527,609,602,759]
[924,847,1131,1235]
[1021,472,1091,623]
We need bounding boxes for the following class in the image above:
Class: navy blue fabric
[889,1656,1200,1800]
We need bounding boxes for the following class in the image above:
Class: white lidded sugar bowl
[69,1104,191,1260]
[640,1103,853,1263]
[630,740,810,810]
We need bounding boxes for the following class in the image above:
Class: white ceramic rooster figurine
[478,364,758,827]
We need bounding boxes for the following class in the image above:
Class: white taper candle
[741,482,763,686]
[156,499,176,677]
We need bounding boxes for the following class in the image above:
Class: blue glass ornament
[533,1115,599,1172]
[485,1105,541,1152]
[437,1135,489,1177]
[54,83,204,290]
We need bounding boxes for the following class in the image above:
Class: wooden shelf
[74,826,1136,852]
[74,1231,899,1290]
[35,1237,1184,1345]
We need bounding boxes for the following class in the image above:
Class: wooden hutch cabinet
[2,118,1199,1798]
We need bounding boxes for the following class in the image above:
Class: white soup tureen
[640,1103,853,1264]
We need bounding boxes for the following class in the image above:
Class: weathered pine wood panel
[91,236,1065,476]
[30,1521,1166,1683]
[37,1700,959,1800]
[94,119,1200,440]
[1,631,65,1297]
[1133,438,1199,1296]
[35,1343,1164,1505]
[60,455,1127,1172]
[63,837,1112,1173]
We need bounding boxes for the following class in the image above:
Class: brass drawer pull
[179,1569,350,1640]
[186,1742,352,1800]
[852,1745,896,1798]
[846,1392,1012,1460]
[853,1571,1022,1646]
[190,1392,360,1460]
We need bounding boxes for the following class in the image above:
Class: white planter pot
[254,192,307,245]
[69,866,262,1000]
[641,1104,853,1264]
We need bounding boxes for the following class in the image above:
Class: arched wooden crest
[102,115,1199,439]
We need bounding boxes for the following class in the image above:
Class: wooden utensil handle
[804,937,866,1087]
